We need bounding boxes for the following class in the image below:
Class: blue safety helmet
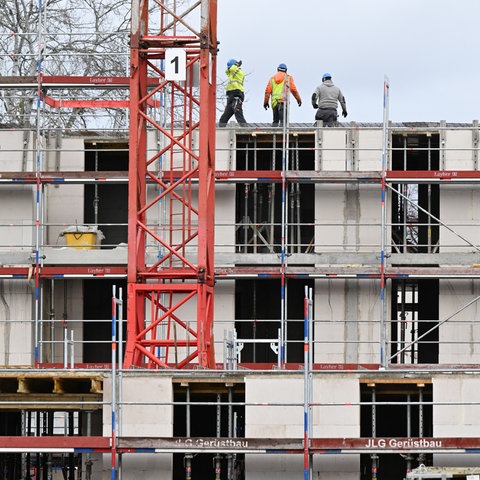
[322,72,332,80]
[227,58,237,68]
[277,63,287,72]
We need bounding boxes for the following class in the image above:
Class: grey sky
[217,0,479,124]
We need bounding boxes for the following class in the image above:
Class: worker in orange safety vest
[263,63,302,127]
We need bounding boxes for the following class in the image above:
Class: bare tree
[0,0,130,129]
[0,1,226,129]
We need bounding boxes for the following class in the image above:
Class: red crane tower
[124,0,218,369]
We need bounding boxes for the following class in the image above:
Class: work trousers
[272,102,287,127]
[315,107,338,127]
[219,90,247,126]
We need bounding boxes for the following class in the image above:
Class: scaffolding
[2,0,480,479]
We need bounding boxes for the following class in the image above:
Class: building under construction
[1,1,480,479]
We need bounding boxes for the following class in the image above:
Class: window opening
[390,135,440,365]
[235,278,313,364]
[235,135,314,254]
[391,281,418,363]
[360,382,433,480]
[83,279,126,363]
[84,142,128,249]
[173,383,245,480]
[391,134,439,253]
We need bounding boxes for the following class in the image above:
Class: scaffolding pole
[380,75,390,369]
[280,77,291,367]
[111,286,118,480]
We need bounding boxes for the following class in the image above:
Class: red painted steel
[310,437,480,452]
[124,1,217,369]
[0,436,110,450]
[2,435,480,454]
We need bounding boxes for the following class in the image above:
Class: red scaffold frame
[124,1,218,369]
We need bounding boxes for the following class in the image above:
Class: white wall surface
[433,376,480,436]
[215,128,236,170]
[246,454,305,480]
[318,129,348,171]
[47,184,85,247]
[215,184,236,258]
[439,280,480,363]
[245,375,304,480]
[311,375,360,437]
[101,375,173,480]
[104,374,173,435]
[315,279,381,364]
[246,375,304,438]
[0,187,34,251]
[439,185,480,253]
[0,130,34,171]
[0,280,33,365]
[357,129,383,171]
[315,184,381,254]
[313,455,359,480]
[443,129,475,170]
[245,375,360,480]
[214,279,235,365]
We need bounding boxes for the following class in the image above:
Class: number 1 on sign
[165,49,186,81]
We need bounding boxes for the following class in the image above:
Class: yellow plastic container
[64,232,97,250]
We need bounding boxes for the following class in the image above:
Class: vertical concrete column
[472,120,479,170]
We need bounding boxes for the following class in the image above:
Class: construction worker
[263,63,302,127]
[311,72,347,127]
[219,58,247,127]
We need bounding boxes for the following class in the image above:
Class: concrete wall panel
[101,454,171,480]
[215,129,235,170]
[434,377,480,436]
[319,129,348,171]
[103,375,173,437]
[444,129,474,170]
[357,129,383,171]
[47,184,85,246]
[0,280,33,365]
[0,130,34,171]
[215,184,236,257]
[315,279,380,364]
[214,280,235,364]
[439,185,479,252]
[311,376,360,437]
[439,280,480,363]
[0,187,34,250]
[313,454,359,480]
[315,184,380,254]
[246,375,303,438]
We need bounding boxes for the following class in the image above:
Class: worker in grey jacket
[311,73,347,126]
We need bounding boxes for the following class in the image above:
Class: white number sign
[165,49,186,81]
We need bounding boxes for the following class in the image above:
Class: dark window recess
[391,280,439,365]
[235,278,314,364]
[83,279,127,364]
[0,412,22,479]
[235,136,314,254]
[391,134,440,254]
[234,135,315,365]
[173,385,245,480]
[360,383,433,480]
[390,134,440,365]
[84,142,128,249]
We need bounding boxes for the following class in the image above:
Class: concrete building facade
[1,121,480,479]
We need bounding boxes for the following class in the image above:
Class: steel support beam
[124,0,217,369]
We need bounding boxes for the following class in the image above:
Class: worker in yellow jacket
[219,58,247,127]
[263,63,302,127]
